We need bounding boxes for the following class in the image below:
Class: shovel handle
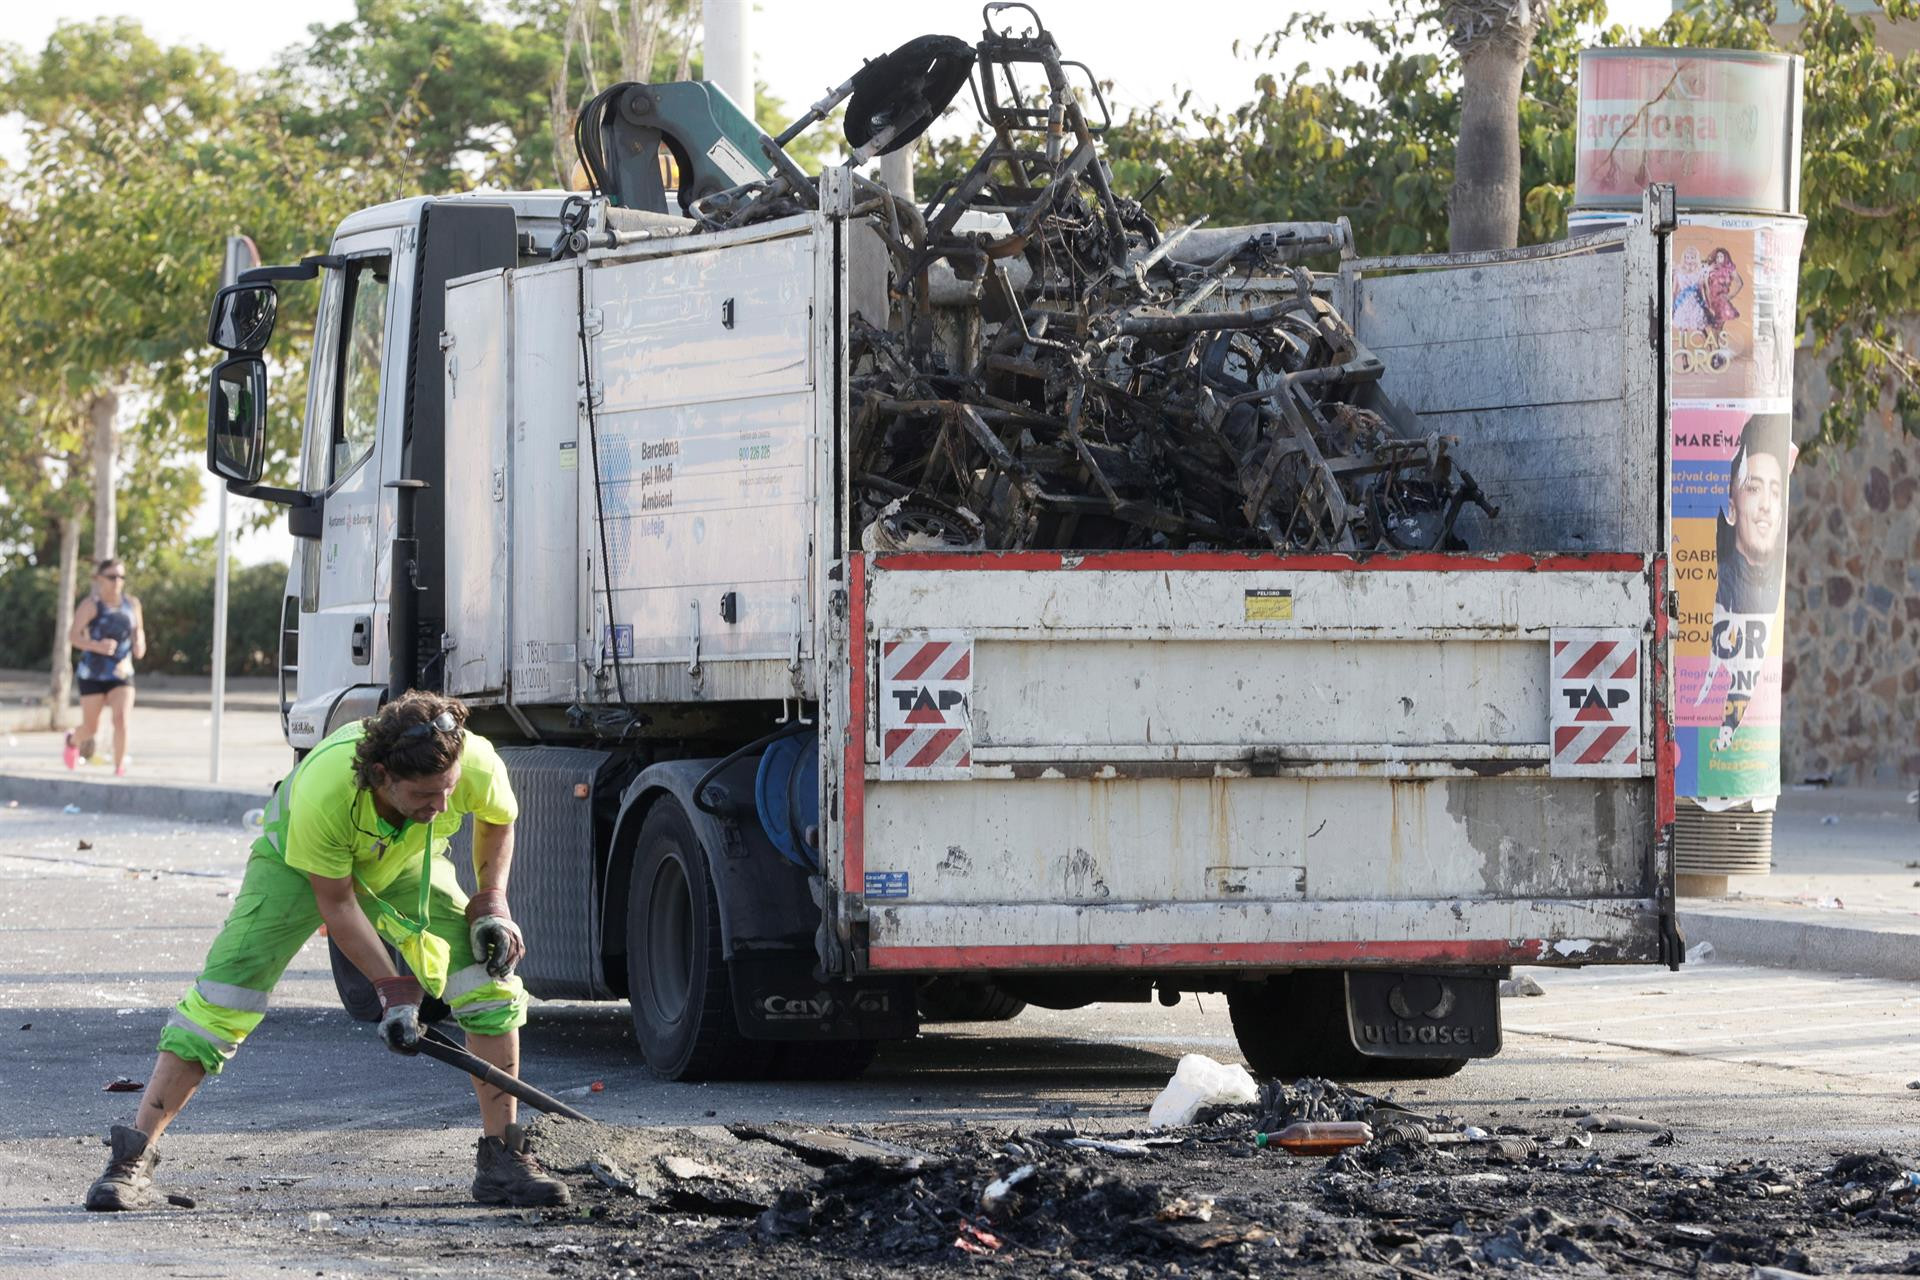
[415,1027,593,1123]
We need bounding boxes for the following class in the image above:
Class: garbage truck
[203,10,1681,1081]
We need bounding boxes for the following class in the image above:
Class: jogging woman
[66,558,146,776]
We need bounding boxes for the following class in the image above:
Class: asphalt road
[2,806,1917,1277]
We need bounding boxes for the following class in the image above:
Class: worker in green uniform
[86,691,570,1211]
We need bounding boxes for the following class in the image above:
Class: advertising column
[1668,218,1803,802]
[1575,48,1805,888]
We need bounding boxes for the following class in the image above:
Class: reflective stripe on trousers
[158,849,532,1072]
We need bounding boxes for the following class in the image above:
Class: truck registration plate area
[877,631,973,780]
[1344,971,1502,1059]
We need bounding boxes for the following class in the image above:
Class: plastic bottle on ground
[1254,1121,1374,1155]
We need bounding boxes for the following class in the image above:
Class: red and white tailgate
[839,550,1675,973]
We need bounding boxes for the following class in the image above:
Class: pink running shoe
[63,732,79,770]
[114,760,130,778]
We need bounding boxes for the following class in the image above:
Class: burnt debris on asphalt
[502,1077,1920,1278]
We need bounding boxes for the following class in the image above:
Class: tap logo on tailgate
[877,632,973,779]
[1549,628,1642,778]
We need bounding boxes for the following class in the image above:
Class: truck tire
[328,938,451,1025]
[918,977,1028,1023]
[624,798,771,1081]
[1227,972,1468,1081]
[328,938,384,1023]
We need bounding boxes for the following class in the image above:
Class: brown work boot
[85,1125,159,1211]
[472,1124,570,1207]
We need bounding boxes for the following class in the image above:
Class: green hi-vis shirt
[253,720,518,896]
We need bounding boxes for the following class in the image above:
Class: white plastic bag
[1148,1052,1258,1128]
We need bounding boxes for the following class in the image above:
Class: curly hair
[353,691,469,790]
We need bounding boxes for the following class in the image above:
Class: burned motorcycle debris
[580,3,1497,553]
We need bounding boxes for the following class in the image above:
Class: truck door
[288,232,402,742]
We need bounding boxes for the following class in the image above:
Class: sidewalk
[1677,785,1920,980]
[0,665,1912,978]
[0,669,288,823]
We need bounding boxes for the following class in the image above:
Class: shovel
[415,1025,593,1122]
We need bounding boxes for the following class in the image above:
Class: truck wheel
[328,938,384,1023]
[1227,972,1467,1081]
[918,976,1028,1023]
[328,938,451,1025]
[624,798,770,1081]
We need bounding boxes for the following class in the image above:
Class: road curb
[1676,908,1920,982]
[0,772,267,825]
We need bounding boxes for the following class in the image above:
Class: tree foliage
[272,0,838,192]
[0,15,414,705]
[280,0,698,191]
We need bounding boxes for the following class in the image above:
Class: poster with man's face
[1670,406,1792,798]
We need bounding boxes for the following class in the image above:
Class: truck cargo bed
[838,549,1672,972]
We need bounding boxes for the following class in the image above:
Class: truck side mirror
[207,355,268,485]
[208,283,278,353]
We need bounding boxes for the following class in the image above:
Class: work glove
[465,889,526,980]
[374,975,424,1054]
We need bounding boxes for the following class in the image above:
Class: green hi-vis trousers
[159,851,529,1073]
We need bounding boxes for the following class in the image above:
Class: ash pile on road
[524,1084,1920,1278]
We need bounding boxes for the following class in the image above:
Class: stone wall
[1780,333,1920,786]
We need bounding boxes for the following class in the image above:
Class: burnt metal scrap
[592,3,1497,553]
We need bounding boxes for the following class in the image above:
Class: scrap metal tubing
[1164,222,1352,267]
[918,143,1015,267]
[983,353,1049,379]
[1238,370,1354,524]
[984,139,1098,256]
[856,472,915,498]
[868,396,960,415]
[695,176,796,227]
[973,8,1065,129]
[1112,295,1316,338]
[1125,217,1206,286]
[850,173,929,246]
[1222,362,1347,411]
[862,394,1064,448]
[845,120,905,168]
[954,402,1034,476]
[974,390,1069,428]
[755,135,819,200]
[1066,102,1128,264]
[774,75,860,147]
[1061,383,1122,505]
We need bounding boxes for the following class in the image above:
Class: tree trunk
[89,389,118,562]
[48,512,81,732]
[1445,3,1543,254]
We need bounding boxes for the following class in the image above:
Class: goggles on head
[400,710,460,742]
